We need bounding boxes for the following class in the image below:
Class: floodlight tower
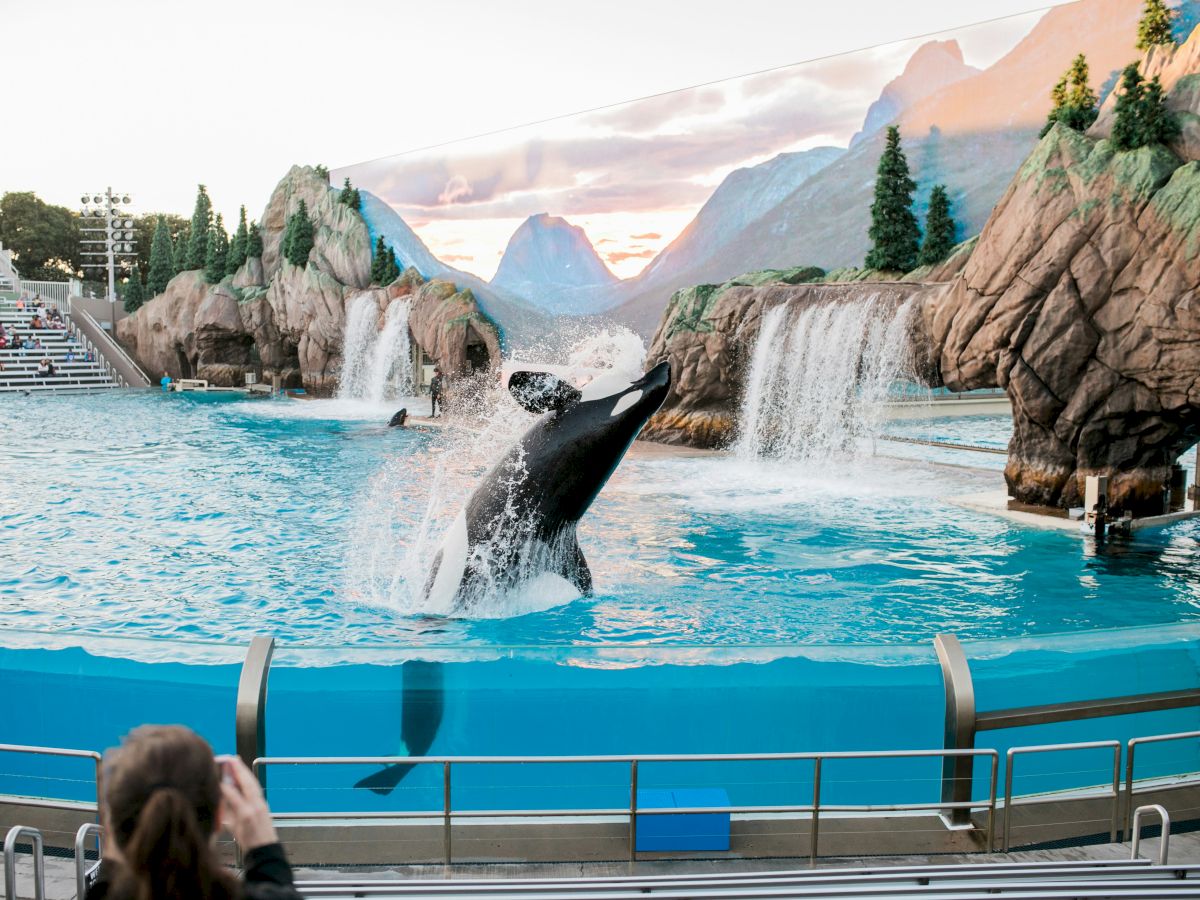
[79,189,136,304]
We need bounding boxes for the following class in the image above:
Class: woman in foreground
[89,725,301,900]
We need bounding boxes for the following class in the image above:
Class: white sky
[2,0,1069,227]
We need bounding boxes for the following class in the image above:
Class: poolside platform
[948,490,1200,532]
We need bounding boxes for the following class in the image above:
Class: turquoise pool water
[2,390,1199,812]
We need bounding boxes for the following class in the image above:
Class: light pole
[80,189,136,329]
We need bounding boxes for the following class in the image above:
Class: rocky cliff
[117,166,501,393]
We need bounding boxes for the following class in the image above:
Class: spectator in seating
[65,349,76,362]
[14,297,25,311]
[22,336,36,351]
[37,357,55,378]
[87,725,301,900]
[30,315,44,330]
[85,349,96,362]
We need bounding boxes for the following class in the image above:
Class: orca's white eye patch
[610,390,642,417]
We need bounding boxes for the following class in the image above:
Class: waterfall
[736,294,916,461]
[337,293,414,402]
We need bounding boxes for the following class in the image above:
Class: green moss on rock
[1150,161,1200,258]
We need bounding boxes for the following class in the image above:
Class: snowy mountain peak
[491,214,616,295]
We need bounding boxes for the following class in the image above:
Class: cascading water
[337,293,414,402]
[736,294,916,461]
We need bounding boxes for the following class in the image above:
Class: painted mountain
[608,0,1148,335]
[357,191,552,345]
[490,214,617,314]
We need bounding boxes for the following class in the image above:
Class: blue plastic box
[635,787,731,851]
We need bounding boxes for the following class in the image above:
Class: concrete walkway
[6,833,1195,900]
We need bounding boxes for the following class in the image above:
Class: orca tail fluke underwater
[354,762,418,796]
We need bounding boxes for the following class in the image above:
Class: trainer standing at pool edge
[430,366,445,418]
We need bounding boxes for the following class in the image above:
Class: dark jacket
[87,842,302,900]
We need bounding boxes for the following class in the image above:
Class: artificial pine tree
[123,265,145,313]
[1040,74,1069,137]
[204,214,229,284]
[1137,0,1177,50]
[1112,63,1146,150]
[1059,54,1099,132]
[339,177,361,210]
[918,185,957,267]
[283,200,314,267]
[173,227,190,275]
[1141,75,1182,144]
[370,237,400,284]
[186,184,213,270]
[865,126,920,272]
[146,216,175,296]
[246,221,263,258]
[227,205,249,276]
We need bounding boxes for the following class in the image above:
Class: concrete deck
[949,490,1200,533]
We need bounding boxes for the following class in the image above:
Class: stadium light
[79,186,136,307]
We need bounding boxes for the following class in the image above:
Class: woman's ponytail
[120,787,218,900]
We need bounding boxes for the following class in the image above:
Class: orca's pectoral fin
[509,371,582,415]
[354,763,417,796]
[560,535,593,596]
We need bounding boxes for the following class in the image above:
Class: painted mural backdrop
[335,0,1198,340]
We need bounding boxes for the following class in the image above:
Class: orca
[353,660,444,795]
[388,408,408,428]
[421,360,671,614]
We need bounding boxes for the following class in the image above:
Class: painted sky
[337,9,1044,280]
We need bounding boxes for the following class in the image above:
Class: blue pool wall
[4,629,1199,814]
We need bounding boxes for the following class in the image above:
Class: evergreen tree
[370,236,400,284]
[314,164,329,182]
[172,226,190,275]
[246,221,263,258]
[1059,54,1099,132]
[339,177,361,210]
[1040,74,1069,137]
[865,126,920,272]
[282,200,314,267]
[227,205,249,276]
[1141,74,1182,144]
[186,184,213,270]
[1137,0,1177,50]
[146,216,175,296]
[918,185,957,267]
[123,264,145,313]
[204,213,229,284]
[1113,63,1147,150]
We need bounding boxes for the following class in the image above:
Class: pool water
[3,389,1200,811]
[2,391,1198,651]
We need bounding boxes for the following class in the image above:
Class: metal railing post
[628,759,638,862]
[986,751,998,853]
[74,824,103,900]
[1109,743,1122,844]
[442,761,451,866]
[1131,804,1171,864]
[4,826,45,900]
[934,633,976,826]
[809,757,821,867]
[236,636,275,786]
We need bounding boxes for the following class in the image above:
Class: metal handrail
[255,747,999,866]
[74,824,103,900]
[1125,729,1200,839]
[3,826,45,900]
[1130,804,1171,865]
[0,744,103,810]
[1003,741,1122,852]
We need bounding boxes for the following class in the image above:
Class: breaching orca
[421,360,671,614]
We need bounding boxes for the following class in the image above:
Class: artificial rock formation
[643,273,926,447]
[118,166,501,393]
[923,124,1200,515]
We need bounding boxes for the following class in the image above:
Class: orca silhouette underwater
[421,360,671,615]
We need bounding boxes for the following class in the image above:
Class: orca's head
[509,360,671,441]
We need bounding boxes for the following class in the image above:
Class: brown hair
[102,725,237,900]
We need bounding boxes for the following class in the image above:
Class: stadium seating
[0,294,119,393]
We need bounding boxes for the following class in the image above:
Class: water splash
[338,293,414,402]
[345,326,647,619]
[737,294,916,461]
